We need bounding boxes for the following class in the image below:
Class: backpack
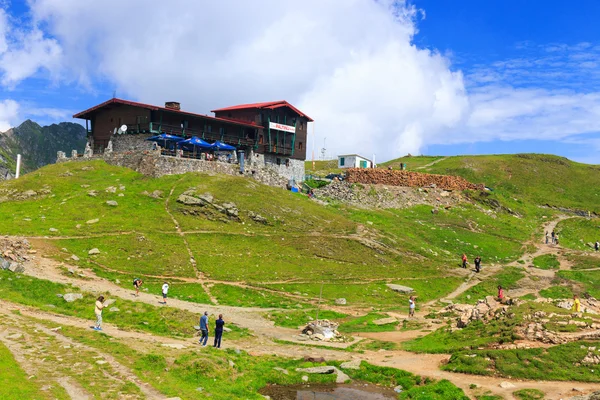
[133,278,140,285]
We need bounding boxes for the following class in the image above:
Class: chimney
[165,101,181,110]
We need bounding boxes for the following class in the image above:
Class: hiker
[551,230,555,244]
[214,314,225,348]
[133,278,143,297]
[497,285,505,303]
[596,241,599,251]
[555,234,560,246]
[199,311,209,346]
[545,231,549,245]
[408,295,416,317]
[161,281,169,305]
[572,295,581,313]
[94,295,105,331]
[474,256,482,273]
[461,253,468,269]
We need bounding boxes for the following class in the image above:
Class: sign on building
[269,122,296,133]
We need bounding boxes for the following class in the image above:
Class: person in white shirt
[94,296,105,331]
[161,282,169,305]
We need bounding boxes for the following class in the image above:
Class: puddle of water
[260,383,397,400]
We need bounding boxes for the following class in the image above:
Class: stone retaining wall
[345,168,484,191]
[57,150,288,188]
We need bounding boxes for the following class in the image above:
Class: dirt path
[415,156,448,170]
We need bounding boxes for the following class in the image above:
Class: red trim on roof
[211,100,314,122]
[73,98,263,129]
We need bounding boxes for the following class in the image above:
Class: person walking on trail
[461,253,468,269]
[94,296,105,331]
[133,278,143,297]
[214,314,225,348]
[551,230,556,244]
[595,241,599,251]
[572,295,581,313]
[408,296,416,317]
[199,311,209,347]
[555,233,560,246]
[161,281,169,305]
[545,231,549,245]
[474,256,482,273]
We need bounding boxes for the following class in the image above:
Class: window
[207,125,212,132]
[340,157,345,166]
[298,142,303,150]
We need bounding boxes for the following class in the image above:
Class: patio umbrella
[179,136,212,157]
[209,141,236,151]
[146,133,185,150]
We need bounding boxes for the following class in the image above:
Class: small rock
[86,218,99,224]
[335,298,347,305]
[96,360,108,365]
[161,343,187,349]
[340,359,361,370]
[499,382,515,389]
[49,228,58,232]
[228,360,235,368]
[71,255,80,261]
[372,317,398,326]
[393,385,403,393]
[88,248,100,255]
[106,200,118,206]
[386,284,414,294]
[273,367,289,375]
[63,293,83,302]
[301,376,309,382]
[109,307,120,312]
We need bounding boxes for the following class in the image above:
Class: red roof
[211,100,314,122]
[73,98,264,129]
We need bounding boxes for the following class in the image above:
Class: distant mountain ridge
[0,119,87,179]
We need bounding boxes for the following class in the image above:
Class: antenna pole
[15,154,21,179]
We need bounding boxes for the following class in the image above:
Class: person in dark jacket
[474,256,481,273]
[213,314,225,348]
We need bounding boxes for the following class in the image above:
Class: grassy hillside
[0,159,544,310]
[414,154,600,212]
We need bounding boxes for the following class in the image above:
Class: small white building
[337,154,373,169]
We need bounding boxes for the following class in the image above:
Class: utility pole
[312,122,315,170]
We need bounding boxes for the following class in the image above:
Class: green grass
[337,313,398,333]
[0,270,247,339]
[304,159,342,176]
[443,341,600,382]
[539,285,574,299]
[455,266,525,303]
[532,254,560,270]
[513,389,545,400]
[557,270,600,298]
[565,253,600,270]
[0,341,65,400]
[210,284,299,308]
[424,154,600,213]
[53,322,466,399]
[380,155,446,171]
[555,217,600,250]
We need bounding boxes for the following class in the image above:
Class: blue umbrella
[146,133,185,151]
[179,136,212,150]
[209,141,236,151]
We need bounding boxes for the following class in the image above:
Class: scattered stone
[63,293,83,302]
[71,255,80,261]
[301,376,308,382]
[177,195,203,206]
[296,366,336,374]
[87,191,97,197]
[96,360,108,365]
[109,307,120,312]
[118,193,124,197]
[499,382,515,389]
[106,200,118,206]
[8,262,25,273]
[86,219,99,224]
[386,284,414,294]
[335,369,350,383]
[335,298,347,305]
[248,211,268,224]
[228,360,235,368]
[88,248,100,255]
[105,186,117,193]
[49,327,62,332]
[49,228,58,232]
[394,386,403,393]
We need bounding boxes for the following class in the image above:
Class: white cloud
[23,0,469,159]
[0,98,19,131]
[0,1,598,160]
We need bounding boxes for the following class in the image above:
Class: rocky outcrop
[441,296,510,328]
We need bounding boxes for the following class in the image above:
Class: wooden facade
[74,98,312,160]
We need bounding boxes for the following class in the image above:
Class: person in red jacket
[461,253,468,269]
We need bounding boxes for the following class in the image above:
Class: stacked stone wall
[345,168,484,191]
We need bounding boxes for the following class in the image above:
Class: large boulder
[7,262,24,273]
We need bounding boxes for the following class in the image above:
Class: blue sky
[0,0,600,163]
